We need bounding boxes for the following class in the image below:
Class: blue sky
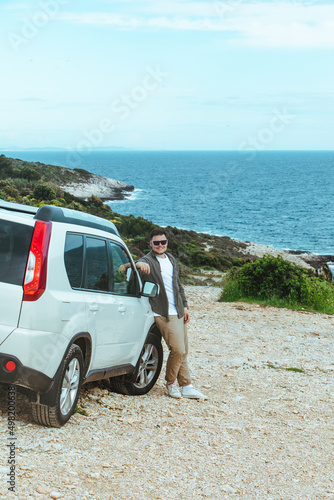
[1,0,334,150]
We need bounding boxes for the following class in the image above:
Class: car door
[85,237,146,370]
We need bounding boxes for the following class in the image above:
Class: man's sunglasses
[152,239,167,246]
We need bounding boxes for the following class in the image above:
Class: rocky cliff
[59,172,134,201]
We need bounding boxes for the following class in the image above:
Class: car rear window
[0,219,33,285]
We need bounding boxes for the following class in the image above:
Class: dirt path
[1,286,333,499]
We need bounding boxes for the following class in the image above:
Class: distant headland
[0,154,133,201]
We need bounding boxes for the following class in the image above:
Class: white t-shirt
[156,255,178,316]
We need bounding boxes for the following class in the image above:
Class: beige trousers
[154,315,191,387]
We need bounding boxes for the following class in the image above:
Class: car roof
[0,200,119,236]
[0,199,38,216]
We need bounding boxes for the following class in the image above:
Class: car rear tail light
[23,220,52,301]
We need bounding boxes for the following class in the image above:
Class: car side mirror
[142,282,159,297]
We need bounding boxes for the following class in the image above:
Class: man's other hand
[136,262,150,274]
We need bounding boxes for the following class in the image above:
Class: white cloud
[55,2,334,48]
[238,20,334,48]
[224,2,334,48]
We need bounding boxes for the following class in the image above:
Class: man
[136,228,207,400]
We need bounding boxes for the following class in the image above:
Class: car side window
[109,242,137,295]
[64,234,84,288]
[64,234,137,295]
[85,237,110,291]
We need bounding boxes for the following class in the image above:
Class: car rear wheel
[32,344,84,427]
[108,333,163,396]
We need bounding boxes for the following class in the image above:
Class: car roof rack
[35,205,120,236]
[0,199,38,215]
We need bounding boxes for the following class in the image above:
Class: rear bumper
[0,354,53,393]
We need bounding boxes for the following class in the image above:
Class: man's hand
[184,307,190,323]
[136,261,150,274]
[118,263,130,273]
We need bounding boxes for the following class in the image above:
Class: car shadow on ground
[0,379,167,428]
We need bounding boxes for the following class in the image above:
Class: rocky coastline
[3,154,332,272]
[42,170,334,273]
[60,171,134,201]
[238,240,334,272]
[55,172,334,272]
[166,228,333,276]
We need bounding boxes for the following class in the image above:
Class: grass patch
[267,364,305,373]
[285,367,305,373]
[74,405,88,416]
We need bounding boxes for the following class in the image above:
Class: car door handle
[90,303,99,312]
[118,305,126,313]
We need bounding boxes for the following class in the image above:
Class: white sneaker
[166,381,181,398]
[181,385,208,400]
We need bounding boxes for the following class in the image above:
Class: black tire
[31,344,84,428]
[108,333,163,396]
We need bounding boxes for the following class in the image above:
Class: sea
[2,150,334,256]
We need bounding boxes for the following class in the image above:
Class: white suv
[0,200,162,427]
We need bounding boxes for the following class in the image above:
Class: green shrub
[118,214,155,238]
[0,155,13,178]
[0,181,20,200]
[220,254,334,314]
[67,201,86,212]
[300,275,334,313]
[74,168,91,179]
[20,166,41,181]
[33,184,57,201]
[186,250,231,270]
[88,195,103,207]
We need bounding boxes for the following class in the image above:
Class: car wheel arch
[72,333,92,376]
[32,344,84,427]
[38,332,91,406]
[148,322,162,341]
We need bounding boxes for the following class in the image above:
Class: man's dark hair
[150,228,167,240]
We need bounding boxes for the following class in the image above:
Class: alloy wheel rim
[60,358,80,416]
[134,344,158,388]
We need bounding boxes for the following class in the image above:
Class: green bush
[186,250,232,270]
[20,166,41,181]
[74,168,91,179]
[33,184,57,201]
[0,155,13,178]
[88,195,103,207]
[67,201,86,212]
[0,181,20,200]
[220,254,334,314]
[118,214,155,238]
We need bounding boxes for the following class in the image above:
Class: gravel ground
[1,285,333,500]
